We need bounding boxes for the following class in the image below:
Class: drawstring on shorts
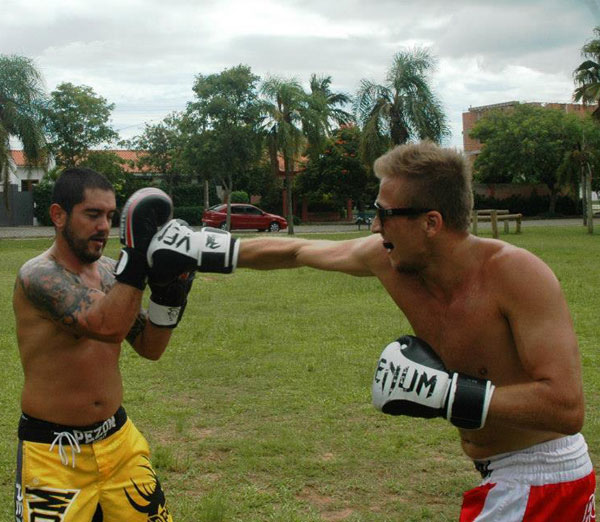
[49,431,81,468]
[19,407,127,468]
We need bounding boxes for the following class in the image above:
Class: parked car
[202,203,288,232]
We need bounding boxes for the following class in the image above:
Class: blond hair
[374,141,473,231]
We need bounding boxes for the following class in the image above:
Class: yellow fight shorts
[14,406,173,522]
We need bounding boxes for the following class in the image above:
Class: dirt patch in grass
[297,486,355,520]
[322,508,355,520]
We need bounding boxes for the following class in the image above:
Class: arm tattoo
[18,257,102,329]
[126,311,148,346]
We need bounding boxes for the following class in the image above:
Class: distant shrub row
[33,181,208,226]
[473,193,578,217]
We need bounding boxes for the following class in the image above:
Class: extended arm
[238,234,385,276]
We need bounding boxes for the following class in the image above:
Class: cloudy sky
[2,0,599,149]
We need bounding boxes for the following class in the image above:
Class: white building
[2,150,52,192]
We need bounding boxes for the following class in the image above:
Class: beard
[62,217,105,264]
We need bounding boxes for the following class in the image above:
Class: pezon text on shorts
[71,415,117,444]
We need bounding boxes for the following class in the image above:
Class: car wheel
[268,222,280,232]
[220,222,228,230]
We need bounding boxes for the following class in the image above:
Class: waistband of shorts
[473,434,593,484]
[18,406,127,444]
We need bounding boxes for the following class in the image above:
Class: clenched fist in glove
[146,219,239,285]
[114,188,173,290]
[148,271,196,328]
[372,335,495,430]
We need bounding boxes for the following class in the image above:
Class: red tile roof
[10,150,50,167]
[10,150,33,167]
[10,149,154,173]
[108,150,153,173]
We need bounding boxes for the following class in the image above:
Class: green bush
[231,190,249,203]
[33,181,54,226]
[306,198,339,212]
[473,193,578,217]
[158,182,209,207]
[33,175,152,227]
[173,206,203,226]
[32,177,221,228]
[257,187,283,215]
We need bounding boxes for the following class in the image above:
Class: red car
[202,203,287,232]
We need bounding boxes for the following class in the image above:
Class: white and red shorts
[460,434,596,521]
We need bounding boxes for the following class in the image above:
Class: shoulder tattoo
[18,257,102,328]
[97,256,117,293]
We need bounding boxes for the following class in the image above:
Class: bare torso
[13,252,123,426]
[368,235,564,459]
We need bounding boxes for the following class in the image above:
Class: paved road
[0,218,589,239]
[0,224,362,238]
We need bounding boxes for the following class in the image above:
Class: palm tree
[573,26,600,120]
[304,74,353,161]
[260,77,308,235]
[0,55,47,205]
[354,48,449,167]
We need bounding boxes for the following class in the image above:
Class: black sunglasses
[374,201,433,223]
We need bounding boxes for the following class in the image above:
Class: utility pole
[586,163,594,234]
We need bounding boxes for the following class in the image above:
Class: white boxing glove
[193,226,240,274]
[146,219,239,285]
[372,335,495,430]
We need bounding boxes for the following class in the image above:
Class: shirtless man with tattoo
[238,141,596,521]
[12,168,192,521]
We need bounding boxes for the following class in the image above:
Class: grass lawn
[0,226,598,521]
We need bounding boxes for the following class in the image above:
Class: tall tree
[131,112,187,197]
[186,65,263,228]
[573,26,600,120]
[260,77,308,234]
[0,54,47,203]
[45,82,119,167]
[354,48,449,167]
[297,125,373,211]
[470,103,580,215]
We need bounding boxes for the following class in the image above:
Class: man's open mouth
[90,237,106,246]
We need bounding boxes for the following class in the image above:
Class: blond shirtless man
[237,142,596,521]
[12,168,198,522]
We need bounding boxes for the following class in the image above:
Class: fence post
[472,211,478,236]
[491,210,498,238]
